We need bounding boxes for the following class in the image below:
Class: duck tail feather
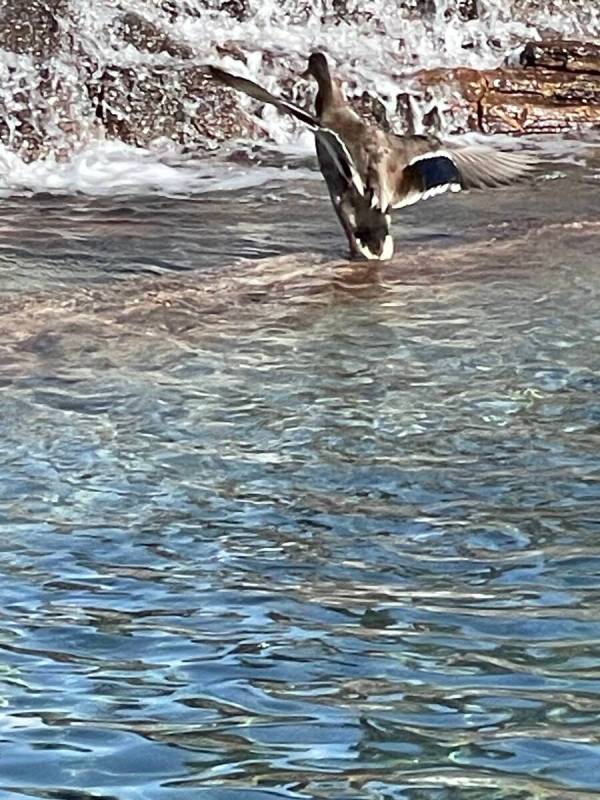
[353,206,393,261]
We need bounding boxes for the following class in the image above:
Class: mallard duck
[209,53,536,261]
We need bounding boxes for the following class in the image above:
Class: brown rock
[116,12,194,59]
[92,66,259,148]
[156,0,248,22]
[481,51,600,133]
[0,0,69,58]
[410,67,489,133]
[159,0,201,23]
[417,67,488,103]
[487,67,600,105]
[413,45,600,137]
[481,92,600,134]
[520,40,600,74]
[218,0,249,21]
[0,77,96,161]
[216,41,248,64]
[327,0,374,24]
[457,0,479,20]
[0,0,98,159]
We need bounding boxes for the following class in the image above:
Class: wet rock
[409,0,436,14]
[0,0,97,159]
[520,40,600,74]
[488,68,600,105]
[414,41,600,135]
[418,67,488,104]
[215,41,247,64]
[481,57,600,134]
[481,90,600,134]
[116,12,194,59]
[443,0,480,20]
[159,0,201,23]
[0,0,257,159]
[0,79,98,161]
[327,0,374,24]
[93,65,259,148]
[0,58,97,161]
[457,0,480,20]
[157,0,248,22]
[218,0,249,21]
[352,91,391,131]
[0,0,69,58]
[410,67,487,132]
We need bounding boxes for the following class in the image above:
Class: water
[0,140,599,798]
[1,2,599,795]
[2,0,600,174]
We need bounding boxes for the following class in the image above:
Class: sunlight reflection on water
[0,162,599,800]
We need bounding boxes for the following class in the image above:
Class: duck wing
[209,66,318,128]
[446,144,538,189]
[388,135,537,209]
[314,128,364,196]
[209,66,364,195]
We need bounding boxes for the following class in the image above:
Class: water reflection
[0,162,599,799]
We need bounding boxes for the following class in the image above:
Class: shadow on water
[0,160,599,799]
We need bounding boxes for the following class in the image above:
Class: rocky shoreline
[0,1,598,161]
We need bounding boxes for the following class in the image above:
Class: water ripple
[0,169,600,799]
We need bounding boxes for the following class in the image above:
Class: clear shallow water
[0,154,600,799]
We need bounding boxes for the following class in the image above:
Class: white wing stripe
[393,181,462,209]
[316,129,365,196]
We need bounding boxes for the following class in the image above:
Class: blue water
[0,161,599,799]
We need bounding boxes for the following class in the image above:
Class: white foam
[0,140,316,197]
[0,0,597,196]
[0,129,592,200]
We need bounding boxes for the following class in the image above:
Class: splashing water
[0,0,598,194]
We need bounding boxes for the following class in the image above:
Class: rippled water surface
[1,153,600,799]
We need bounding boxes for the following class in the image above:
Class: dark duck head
[304,52,330,81]
[302,52,345,117]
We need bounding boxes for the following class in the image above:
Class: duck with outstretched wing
[209,52,536,261]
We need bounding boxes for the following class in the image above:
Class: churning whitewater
[0,0,597,196]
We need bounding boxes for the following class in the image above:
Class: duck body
[314,110,395,259]
[305,58,394,258]
[209,54,536,261]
